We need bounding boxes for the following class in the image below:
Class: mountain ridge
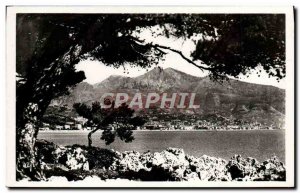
[49,67,285,126]
[92,67,284,91]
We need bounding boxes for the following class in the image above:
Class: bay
[38,130,285,162]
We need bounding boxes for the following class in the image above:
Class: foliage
[190,14,285,81]
[73,101,146,145]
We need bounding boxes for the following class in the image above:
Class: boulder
[226,155,258,180]
[139,151,154,170]
[255,156,286,181]
[118,151,145,172]
[226,155,286,181]
[186,154,228,181]
[184,172,200,181]
[65,147,89,170]
[198,170,210,181]
[153,148,189,170]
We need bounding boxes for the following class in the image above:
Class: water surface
[38,130,285,162]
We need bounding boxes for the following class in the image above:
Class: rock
[150,148,190,180]
[198,170,210,181]
[184,172,200,181]
[226,155,286,181]
[118,151,145,172]
[139,151,153,170]
[226,154,258,180]
[186,154,228,181]
[166,148,185,160]
[152,152,165,167]
[256,156,286,181]
[156,148,189,170]
[53,146,67,163]
[227,161,244,180]
[35,140,286,182]
[108,147,192,180]
[60,147,89,170]
[171,168,185,180]
[215,171,232,181]
[83,161,90,171]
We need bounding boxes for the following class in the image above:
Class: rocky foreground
[35,140,286,182]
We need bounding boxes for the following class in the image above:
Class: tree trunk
[88,127,101,147]
[16,103,43,180]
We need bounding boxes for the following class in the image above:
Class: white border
[6,6,295,188]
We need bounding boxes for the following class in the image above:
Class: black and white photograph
[5,6,295,188]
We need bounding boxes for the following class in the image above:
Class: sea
[38,130,285,162]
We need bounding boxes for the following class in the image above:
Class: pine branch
[151,43,214,72]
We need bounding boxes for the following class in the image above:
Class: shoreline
[39,129,285,133]
[34,140,286,182]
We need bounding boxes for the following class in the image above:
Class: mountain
[92,67,200,92]
[50,82,96,107]
[94,75,135,90]
[134,67,200,91]
[49,67,285,126]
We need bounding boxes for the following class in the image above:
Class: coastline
[39,129,285,133]
[32,139,286,182]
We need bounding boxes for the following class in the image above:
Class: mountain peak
[164,67,180,73]
[146,67,180,74]
[107,75,124,79]
[148,66,164,73]
[150,67,183,73]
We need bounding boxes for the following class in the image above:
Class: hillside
[49,67,285,126]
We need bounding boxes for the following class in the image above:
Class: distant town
[40,106,283,131]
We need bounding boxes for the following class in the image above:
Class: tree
[16,14,164,180]
[135,14,285,82]
[190,14,285,81]
[73,101,145,147]
[16,14,285,180]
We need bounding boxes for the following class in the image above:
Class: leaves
[74,101,145,145]
[191,14,285,80]
[101,130,116,145]
[116,128,134,143]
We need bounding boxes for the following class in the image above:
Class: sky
[76,27,286,89]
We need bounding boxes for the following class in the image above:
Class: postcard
[6,6,295,188]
